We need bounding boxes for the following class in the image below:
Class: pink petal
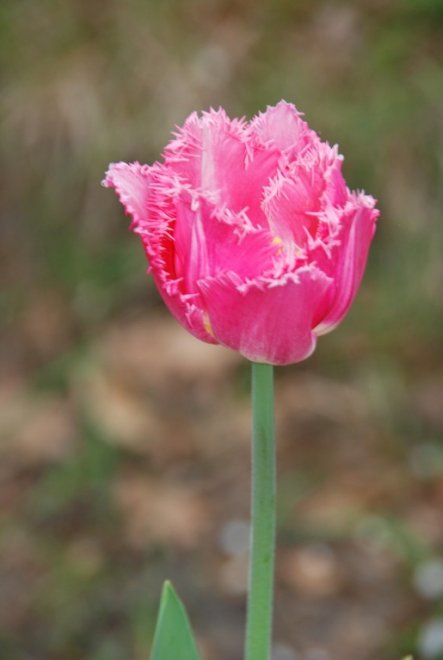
[164,109,278,228]
[263,170,320,249]
[164,109,245,195]
[326,152,348,207]
[250,100,319,160]
[314,195,379,335]
[262,142,347,253]
[103,161,216,344]
[173,192,278,292]
[198,267,332,365]
[103,161,151,228]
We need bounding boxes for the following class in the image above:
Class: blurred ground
[1,1,443,659]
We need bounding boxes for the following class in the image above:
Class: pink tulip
[104,101,378,365]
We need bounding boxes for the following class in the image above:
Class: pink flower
[104,101,378,365]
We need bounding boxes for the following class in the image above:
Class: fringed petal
[174,192,279,291]
[314,193,379,335]
[262,142,347,256]
[250,100,319,163]
[164,108,279,228]
[103,161,216,344]
[198,266,332,365]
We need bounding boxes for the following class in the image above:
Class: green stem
[245,362,276,660]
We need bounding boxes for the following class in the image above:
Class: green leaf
[150,581,200,660]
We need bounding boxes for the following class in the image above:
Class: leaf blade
[150,581,200,660]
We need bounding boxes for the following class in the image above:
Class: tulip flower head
[104,101,378,365]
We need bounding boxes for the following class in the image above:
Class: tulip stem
[245,362,276,660]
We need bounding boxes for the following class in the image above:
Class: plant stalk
[245,362,276,660]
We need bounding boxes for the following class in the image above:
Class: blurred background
[1,0,443,658]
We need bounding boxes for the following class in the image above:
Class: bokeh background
[1,1,443,659]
